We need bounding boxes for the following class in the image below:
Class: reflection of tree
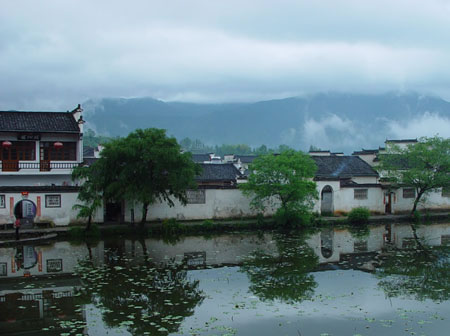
[77,257,204,336]
[240,232,318,303]
[377,246,449,302]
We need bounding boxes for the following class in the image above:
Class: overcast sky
[2,0,450,110]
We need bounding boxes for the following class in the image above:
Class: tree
[72,159,109,231]
[75,128,200,226]
[239,150,318,226]
[378,136,450,215]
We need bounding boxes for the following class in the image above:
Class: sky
[2,0,450,111]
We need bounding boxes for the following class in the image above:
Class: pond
[0,222,449,336]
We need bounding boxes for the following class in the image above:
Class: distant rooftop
[196,163,242,182]
[385,139,417,143]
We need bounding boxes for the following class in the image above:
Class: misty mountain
[83,92,450,154]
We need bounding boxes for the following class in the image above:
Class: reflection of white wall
[390,222,450,248]
[0,242,89,278]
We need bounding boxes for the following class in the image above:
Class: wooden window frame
[0,195,5,208]
[40,142,77,161]
[45,194,61,208]
[1,141,36,161]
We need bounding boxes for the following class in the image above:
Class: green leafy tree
[239,150,318,226]
[76,128,200,226]
[72,160,109,231]
[378,136,450,215]
[240,232,318,303]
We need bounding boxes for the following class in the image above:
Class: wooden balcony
[1,161,79,172]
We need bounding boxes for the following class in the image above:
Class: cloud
[387,112,450,139]
[300,114,367,152]
[1,0,450,109]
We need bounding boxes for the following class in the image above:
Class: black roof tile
[196,163,242,181]
[0,111,79,133]
[191,153,211,163]
[312,156,378,179]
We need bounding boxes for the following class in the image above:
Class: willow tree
[74,128,200,226]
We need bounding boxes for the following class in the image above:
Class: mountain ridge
[83,92,450,153]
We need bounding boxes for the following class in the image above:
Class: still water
[0,222,449,336]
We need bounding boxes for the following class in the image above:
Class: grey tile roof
[236,155,258,163]
[196,163,242,181]
[83,146,95,158]
[352,149,379,155]
[0,111,80,133]
[312,156,378,179]
[191,153,211,163]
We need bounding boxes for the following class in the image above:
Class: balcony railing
[1,161,79,172]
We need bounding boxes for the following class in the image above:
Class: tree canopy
[239,149,318,226]
[378,136,450,214]
[74,128,200,225]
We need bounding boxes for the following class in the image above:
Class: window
[0,195,5,208]
[0,262,7,276]
[442,187,450,198]
[354,189,368,200]
[47,259,63,272]
[40,142,76,161]
[1,141,35,161]
[45,195,61,208]
[403,188,415,199]
[186,190,206,204]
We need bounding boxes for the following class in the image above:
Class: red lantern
[2,141,12,148]
[53,142,63,149]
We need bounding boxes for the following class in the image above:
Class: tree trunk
[410,189,425,249]
[141,202,149,226]
[86,215,92,232]
[410,190,424,217]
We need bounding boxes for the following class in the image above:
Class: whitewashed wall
[0,192,85,226]
[314,180,385,214]
[124,189,278,222]
[391,188,450,214]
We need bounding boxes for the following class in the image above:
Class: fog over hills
[83,92,450,154]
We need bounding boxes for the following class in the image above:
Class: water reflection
[77,253,204,336]
[377,246,450,302]
[0,222,449,335]
[240,232,318,303]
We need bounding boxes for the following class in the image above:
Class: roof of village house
[83,146,95,158]
[352,148,379,155]
[312,155,378,179]
[236,155,258,163]
[196,163,242,181]
[0,111,80,133]
[385,139,417,143]
[191,153,211,163]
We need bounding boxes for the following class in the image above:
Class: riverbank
[0,211,448,242]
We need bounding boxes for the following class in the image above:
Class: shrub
[347,207,370,225]
[161,218,184,235]
[274,208,312,228]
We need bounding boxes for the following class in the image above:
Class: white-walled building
[0,105,85,226]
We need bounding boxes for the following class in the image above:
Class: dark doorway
[104,201,123,223]
[385,192,392,214]
[14,200,37,228]
[321,185,333,215]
